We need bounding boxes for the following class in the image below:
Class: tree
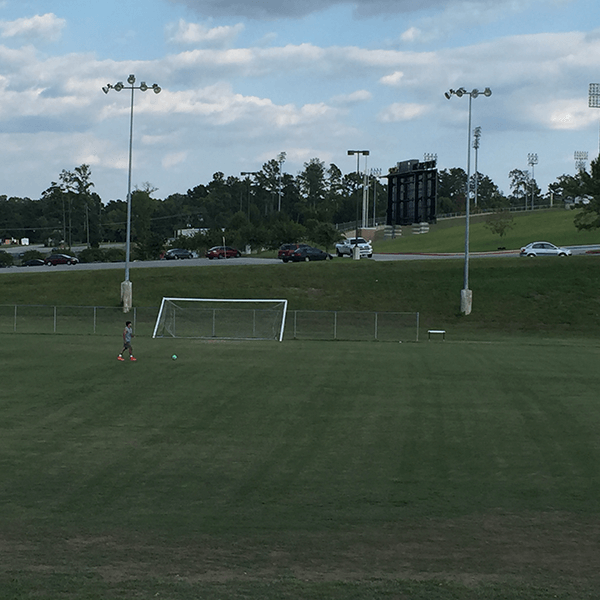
[553,157,600,230]
[437,168,467,214]
[307,220,343,252]
[484,210,515,239]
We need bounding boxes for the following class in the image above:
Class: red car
[44,253,79,266]
[205,246,241,259]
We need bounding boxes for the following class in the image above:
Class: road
[2,245,598,274]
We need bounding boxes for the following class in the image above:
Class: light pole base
[121,280,133,313]
[352,246,361,260]
[460,288,472,315]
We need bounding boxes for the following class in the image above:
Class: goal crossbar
[152,297,288,342]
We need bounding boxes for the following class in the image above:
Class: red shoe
[117,355,125,361]
[130,356,137,362]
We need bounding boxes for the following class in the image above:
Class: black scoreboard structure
[385,159,437,227]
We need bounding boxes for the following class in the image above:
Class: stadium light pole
[277,152,286,211]
[370,167,382,225]
[103,74,161,312]
[472,129,481,207]
[241,171,259,220]
[574,150,588,173]
[348,150,370,260]
[589,84,600,157]
[527,153,538,210]
[444,87,492,315]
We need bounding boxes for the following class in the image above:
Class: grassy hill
[373,207,600,253]
[1,254,599,340]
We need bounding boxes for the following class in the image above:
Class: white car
[335,237,373,258]
[519,241,572,257]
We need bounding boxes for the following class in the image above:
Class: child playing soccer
[118,321,136,361]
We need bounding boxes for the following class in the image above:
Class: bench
[427,329,446,341]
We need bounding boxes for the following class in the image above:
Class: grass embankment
[373,207,600,253]
[2,335,600,598]
[2,256,599,339]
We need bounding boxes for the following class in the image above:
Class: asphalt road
[3,242,600,274]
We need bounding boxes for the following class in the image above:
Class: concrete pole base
[352,246,361,260]
[121,280,133,313]
[460,288,472,315]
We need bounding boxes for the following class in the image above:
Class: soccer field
[2,334,600,599]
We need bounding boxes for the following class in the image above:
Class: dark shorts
[123,342,132,349]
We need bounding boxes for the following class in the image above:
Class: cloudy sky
[1,0,600,204]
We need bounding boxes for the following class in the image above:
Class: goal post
[152,298,288,342]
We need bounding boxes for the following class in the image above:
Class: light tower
[444,87,492,315]
[102,74,161,312]
[574,150,588,172]
[527,153,538,210]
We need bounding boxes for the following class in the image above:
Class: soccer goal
[152,298,288,342]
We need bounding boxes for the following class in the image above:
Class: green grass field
[2,231,600,598]
[2,333,600,599]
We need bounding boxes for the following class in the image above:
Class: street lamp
[241,171,259,220]
[527,153,538,210]
[103,74,161,312]
[589,84,600,157]
[347,150,370,260]
[444,87,492,315]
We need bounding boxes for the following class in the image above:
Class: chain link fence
[0,305,420,342]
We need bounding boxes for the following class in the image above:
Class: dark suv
[44,253,79,266]
[278,243,310,263]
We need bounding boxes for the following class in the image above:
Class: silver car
[519,241,572,257]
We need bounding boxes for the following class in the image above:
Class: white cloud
[378,102,429,122]
[162,151,188,168]
[379,71,404,87]
[166,19,244,47]
[331,89,372,105]
[0,13,65,42]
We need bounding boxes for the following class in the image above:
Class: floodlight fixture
[102,73,162,311]
[589,83,600,108]
[574,150,588,172]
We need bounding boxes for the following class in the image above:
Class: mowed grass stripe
[2,334,600,597]
[2,335,600,529]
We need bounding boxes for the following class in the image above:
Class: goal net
[152,298,288,342]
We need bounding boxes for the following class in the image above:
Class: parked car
[44,253,79,266]
[22,258,45,267]
[205,246,242,259]
[290,246,333,262]
[165,248,194,260]
[335,237,373,258]
[519,242,572,257]
[278,243,311,263]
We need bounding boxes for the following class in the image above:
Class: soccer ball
[171,354,178,360]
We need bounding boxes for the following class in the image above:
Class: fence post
[374,312,378,340]
[54,306,57,333]
[14,305,17,333]
[334,311,337,340]
[416,312,420,342]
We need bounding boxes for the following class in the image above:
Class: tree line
[1,156,598,260]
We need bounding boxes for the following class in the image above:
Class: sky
[1,0,600,204]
